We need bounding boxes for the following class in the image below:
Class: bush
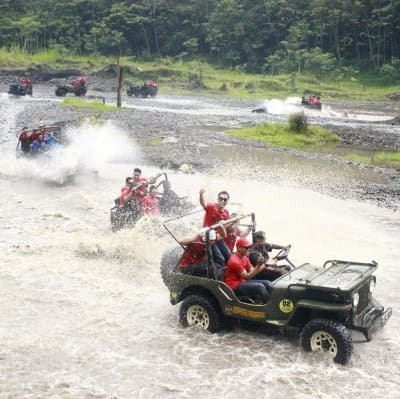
[288,112,308,132]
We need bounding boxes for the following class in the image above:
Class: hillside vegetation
[1,48,399,102]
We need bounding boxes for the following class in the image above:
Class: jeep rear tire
[300,318,353,365]
[160,246,183,288]
[180,294,223,333]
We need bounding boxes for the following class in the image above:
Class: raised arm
[199,188,207,210]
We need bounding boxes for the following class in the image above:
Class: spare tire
[160,246,183,289]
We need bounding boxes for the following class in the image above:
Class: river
[0,90,399,399]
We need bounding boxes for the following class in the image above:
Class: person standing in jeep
[199,188,232,265]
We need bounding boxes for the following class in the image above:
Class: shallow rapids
[0,92,399,399]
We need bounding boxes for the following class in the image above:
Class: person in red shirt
[17,127,31,153]
[224,213,253,252]
[225,237,271,304]
[119,177,135,207]
[141,185,160,216]
[132,168,161,205]
[199,188,232,265]
[72,74,87,88]
[179,226,226,277]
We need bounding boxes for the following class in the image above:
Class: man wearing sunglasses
[199,188,232,265]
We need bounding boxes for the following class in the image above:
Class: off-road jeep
[160,213,392,365]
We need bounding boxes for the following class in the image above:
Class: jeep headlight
[352,293,360,308]
[369,279,376,293]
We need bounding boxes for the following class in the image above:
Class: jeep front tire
[179,294,222,333]
[300,318,353,365]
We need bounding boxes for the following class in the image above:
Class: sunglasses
[218,197,228,202]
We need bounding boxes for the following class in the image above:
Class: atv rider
[21,78,32,89]
[72,74,87,88]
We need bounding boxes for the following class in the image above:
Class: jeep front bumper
[353,306,392,341]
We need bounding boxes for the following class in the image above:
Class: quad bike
[127,80,158,98]
[55,84,87,97]
[8,82,32,96]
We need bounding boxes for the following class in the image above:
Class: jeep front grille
[356,282,370,314]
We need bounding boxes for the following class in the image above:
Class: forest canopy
[1,0,400,78]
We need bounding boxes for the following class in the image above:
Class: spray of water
[0,120,138,184]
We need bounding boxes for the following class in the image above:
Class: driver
[249,231,290,281]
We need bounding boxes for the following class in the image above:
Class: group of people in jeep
[178,189,291,303]
[16,125,60,155]
[114,167,187,226]
[301,95,322,110]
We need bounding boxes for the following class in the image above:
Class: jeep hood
[276,260,377,291]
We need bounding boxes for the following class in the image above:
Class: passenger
[18,127,31,153]
[119,177,135,207]
[315,97,322,110]
[224,213,252,252]
[132,168,160,205]
[249,231,290,281]
[31,133,44,153]
[159,180,180,213]
[30,128,39,143]
[178,226,226,277]
[199,188,232,265]
[141,185,160,216]
[43,131,60,149]
[225,237,271,304]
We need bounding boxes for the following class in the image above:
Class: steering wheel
[275,245,291,261]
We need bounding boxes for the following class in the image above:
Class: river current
[0,91,399,399]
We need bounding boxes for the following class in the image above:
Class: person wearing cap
[178,225,227,277]
[225,237,271,304]
[199,188,232,265]
[249,231,290,281]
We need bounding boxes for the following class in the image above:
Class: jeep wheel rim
[186,305,210,329]
[310,330,338,357]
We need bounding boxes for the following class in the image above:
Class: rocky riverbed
[2,70,400,212]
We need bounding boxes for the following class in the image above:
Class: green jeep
[160,213,392,365]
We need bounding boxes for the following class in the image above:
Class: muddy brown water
[0,88,399,398]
